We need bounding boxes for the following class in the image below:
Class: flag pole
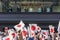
[51,33,54,40]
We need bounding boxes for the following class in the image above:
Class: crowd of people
[0,27,59,40]
[0,21,60,40]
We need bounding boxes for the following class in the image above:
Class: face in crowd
[4,27,8,32]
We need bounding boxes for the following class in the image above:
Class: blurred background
[0,0,59,31]
[0,0,60,12]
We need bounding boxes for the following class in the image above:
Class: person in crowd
[55,31,58,40]
[17,30,23,40]
[7,7,12,12]
[3,27,9,36]
[28,8,33,12]
[34,32,39,40]
[24,8,28,12]
[17,6,21,12]
[38,7,42,12]
[28,37,34,40]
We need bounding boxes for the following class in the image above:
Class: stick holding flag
[49,25,54,40]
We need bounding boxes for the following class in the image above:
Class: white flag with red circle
[3,36,12,40]
[21,27,28,39]
[49,25,54,34]
[31,32,35,37]
[37,26,41,32]
[29,24,37,37]
[14,20,25,31]
[41,30,48,39]
[8,29,17,39]
[29,24,37,32]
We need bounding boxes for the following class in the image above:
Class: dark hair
[2,27,9,32]
[50,35,52,38]
[18,30,21,33]
[2,28,4,32]
[35,33,37,35]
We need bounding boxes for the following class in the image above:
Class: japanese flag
[21,27,28,39]
[49,25,54,34]
[8,29,17,39]
[3,36,12,40]
[29,24,37,32]
[58,21,60,34]
[27,26,35,37]
[37,26,41,32]
[8,29,15,33]
[31,32,35,37]
[41,30,48,39]
[14,20,25,31]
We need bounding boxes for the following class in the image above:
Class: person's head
[3,27,9,33]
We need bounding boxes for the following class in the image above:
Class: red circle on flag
[12,33,15,38]
[31,25,36,31]
[6,38,10,40]
[22,30,27,36]
[51,28,54,32]
[38,28,40,30]
[32,33,34,35]
[17,24,21,27]
[32,33,35,37]
[43,32,46,35]
[43,36,46,39]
